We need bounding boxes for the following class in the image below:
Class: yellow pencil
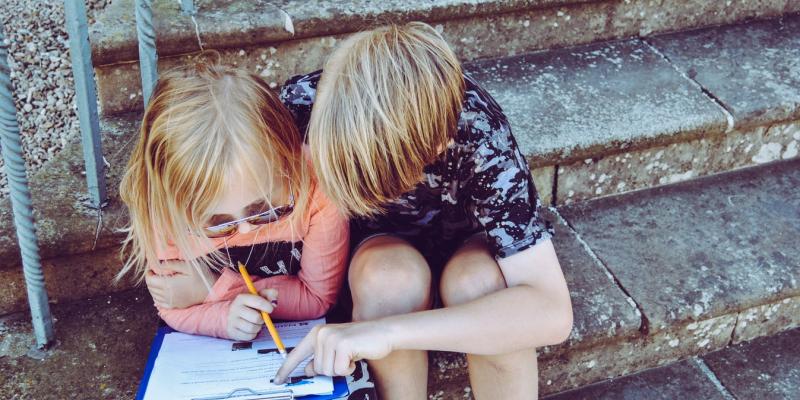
[237,262,287,359]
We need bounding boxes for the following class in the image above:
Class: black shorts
[325,225,486,323]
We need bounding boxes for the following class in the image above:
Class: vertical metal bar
[64,0,107,208]
[0,28,55,348]
[135,0,158,105]
[179,0,195,15]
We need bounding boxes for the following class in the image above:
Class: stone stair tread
[647,13,800,130]
[464,38,729,167]
[700,326,800,399]
[541,358,729,400]
[542,328,800,400]
[0,288,157,399]
[90,0,579,65]
[559,158,800,335]
[429,158,800,395]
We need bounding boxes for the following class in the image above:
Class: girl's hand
[145,260,220,309]
[226,289,279,341]
[272,321,393,383]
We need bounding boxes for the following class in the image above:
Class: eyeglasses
[202,195,294,238]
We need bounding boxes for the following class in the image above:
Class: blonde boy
[276,22,573,399]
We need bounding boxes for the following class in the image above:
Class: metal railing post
[0,28,55,348]
[64,0,107,208]
[135,0,158,105]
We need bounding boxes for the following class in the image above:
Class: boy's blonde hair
[309,22,465,217]
[118,62,310,282]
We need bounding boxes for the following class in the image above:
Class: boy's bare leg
[349,236,432,400]
[440,237,539,399]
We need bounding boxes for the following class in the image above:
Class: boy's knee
[440,252,506,307]
[349,239,431,320]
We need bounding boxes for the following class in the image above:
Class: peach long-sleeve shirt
[151,179,349,339]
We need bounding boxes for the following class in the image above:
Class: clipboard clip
[192,387,294,400]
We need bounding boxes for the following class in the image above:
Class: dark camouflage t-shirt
[280,70,553,263]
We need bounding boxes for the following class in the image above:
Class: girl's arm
[153,191,348,336]
[154,268,251,338]
[274,239,573,381]
[248,192,349,320]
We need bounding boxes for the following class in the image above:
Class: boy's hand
[226,289,279,341]
[273,321,393,383]
[145,260,220,309]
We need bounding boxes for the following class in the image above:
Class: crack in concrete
[551,164,560,207]
[692,357,738,400]
[727,312,739,347]
[640,38,736,133]
[552,208,651,335]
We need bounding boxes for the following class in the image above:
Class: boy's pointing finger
[273,326,318,384]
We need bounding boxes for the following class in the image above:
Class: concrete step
[90,0,800,115]
[542,327,800,400]
[431,157,800,396]
[2,159,798,398]
[1,13,798,314]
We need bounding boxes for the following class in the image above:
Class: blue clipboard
[136,326,349,400]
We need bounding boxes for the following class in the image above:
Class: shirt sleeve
[462,111,553,260]
[279,70,321,140]
[258,188,349,320]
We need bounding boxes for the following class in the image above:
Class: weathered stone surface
[703,327,800,400]
[648,13,800,129]
[0,113,139,273]
[0,288,157,399]
[540,209,642,353]
[538,314,737,395]
[557,120,800,204]
[430,313,738,396]
[532,166,555,206]
[732,296,800,344]
[542,358,728,400]
[0,245,134,315]
[96,35,343,115]
[464,39,727,168]
[92,1,800,115]
[560,159,800,334]
[91,0,594,65]
[91,0,798,66]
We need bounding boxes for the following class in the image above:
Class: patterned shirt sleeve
[462,110,554,260]
[279,70,321,140]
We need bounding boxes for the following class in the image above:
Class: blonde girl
[119,62,348,341]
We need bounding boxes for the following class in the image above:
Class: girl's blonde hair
[118,62,310,282]
[309,22,465,217]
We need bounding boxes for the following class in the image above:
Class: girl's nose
[237,221,254,234]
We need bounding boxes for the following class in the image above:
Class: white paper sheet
[143,318,331,399]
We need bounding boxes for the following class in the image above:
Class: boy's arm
[274,239,573,381]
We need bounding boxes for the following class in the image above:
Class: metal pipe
[0,28,55,348]
[64,0,107,208]
[135,0,158,105]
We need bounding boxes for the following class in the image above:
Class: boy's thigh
[439,234,507,307]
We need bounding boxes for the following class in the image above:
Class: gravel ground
[0,0,111,197]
